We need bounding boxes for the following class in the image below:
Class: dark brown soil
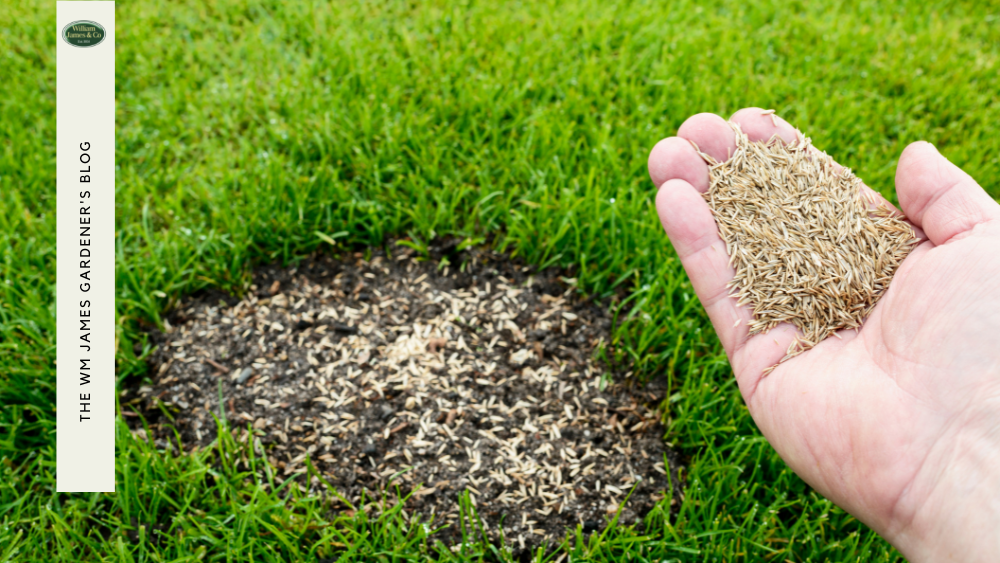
[123,240,682,550]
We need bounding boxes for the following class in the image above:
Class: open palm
[648,109,1000,561]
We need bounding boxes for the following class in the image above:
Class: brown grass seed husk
[695,121,919,372]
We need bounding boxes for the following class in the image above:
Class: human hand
[648,109,1000,562]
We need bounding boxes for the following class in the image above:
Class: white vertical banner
[57,1,116,493]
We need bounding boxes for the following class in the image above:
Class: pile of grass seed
[697,121,919,371]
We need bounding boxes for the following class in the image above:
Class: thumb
[896,142,1000,245]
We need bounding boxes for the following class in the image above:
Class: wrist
[887,416,1000,562]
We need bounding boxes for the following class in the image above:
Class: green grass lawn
[2,0,999,560]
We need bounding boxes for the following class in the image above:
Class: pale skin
[648,108,1000,562]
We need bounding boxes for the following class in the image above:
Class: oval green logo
[61,20,106,48]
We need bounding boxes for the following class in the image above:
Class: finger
[647,136,710,192]
[669,112,806,385]
[654,177,804,399]
[655,178,750,356]
[731,108,927,241]
[648,123,765,368]
[677,112,737,163]
[895,141,1000,246]
[730,107,799,144]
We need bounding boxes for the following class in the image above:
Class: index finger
[650,113,797,396]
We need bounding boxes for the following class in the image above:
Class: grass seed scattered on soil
[697,120,920,371]
[125,242,682,551]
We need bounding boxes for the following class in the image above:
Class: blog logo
[61,20,106,48]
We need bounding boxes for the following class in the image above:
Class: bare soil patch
[124,241,682,549]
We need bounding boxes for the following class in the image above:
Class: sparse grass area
[2,0,999,560]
